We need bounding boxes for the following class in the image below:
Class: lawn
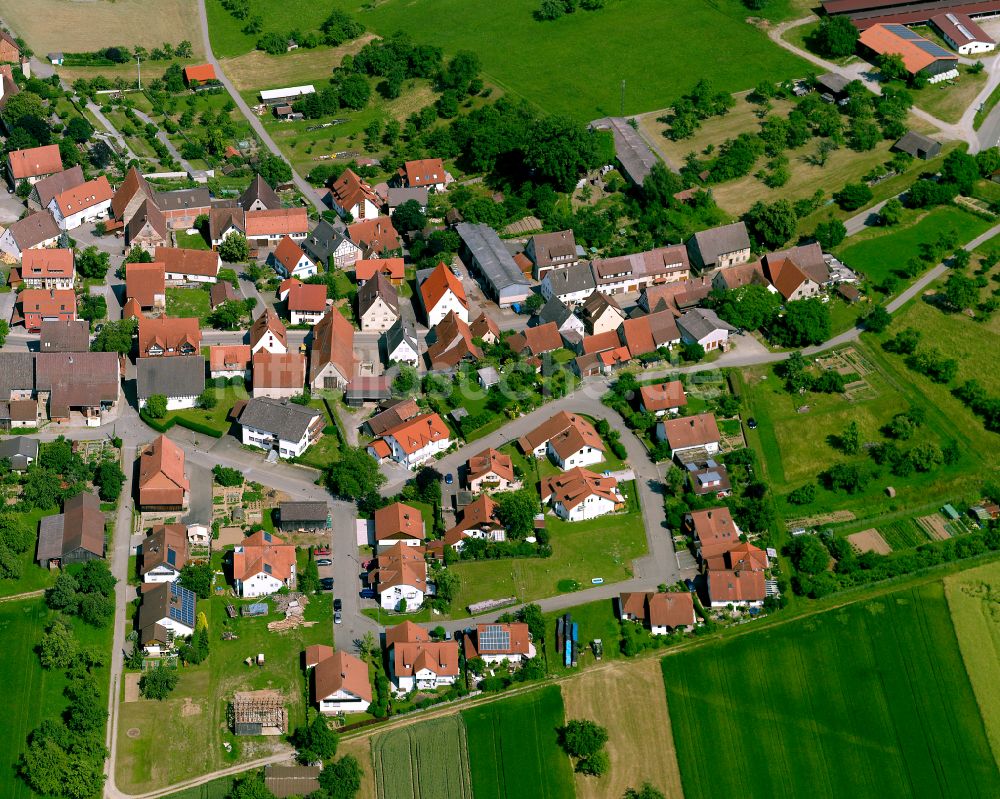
[907,64,988,124]
[0,506,60,599]
[159,386,247,438]
[542,598,621,676]
[738,345,989,526]
[833,205,992,287]
[160,778,233,799]
[448,481,646,613]
[116,592,334,793]
[0,597,113,799]
[462,685,575,799]
[372,716,472,799]
[166,287,213,324]
[945,561,1000,765]
[663,579,999,798]
[562,659,682,799]
[175,230,210,250]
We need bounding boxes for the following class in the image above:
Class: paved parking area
[182,462,214,526]
[0,190,26,224]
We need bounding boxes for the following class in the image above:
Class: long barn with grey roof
[590,117,660,186]
[455,223,531,307]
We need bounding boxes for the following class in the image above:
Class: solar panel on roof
[479,624,511,652]
[167,548,176,566]
[264,563,272,574]
[263,532,272,542]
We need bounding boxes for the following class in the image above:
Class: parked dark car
[445,473,454,485]
[747,418,758,430]
[334,598,342,611]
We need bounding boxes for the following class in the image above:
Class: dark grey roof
[36,513,65,563]
[0,353,35,396]
[387,187,429,208]
[894,130,941,158]
[239,174,282,211]
[590,117,659,186]
[384,318,418,356]
[676,308,736,341]
[7,211,60,250]
[817,73,851,94]
[279,501,328,522]
[136,356,206,400]
[543,263,596,296]
[537,296,574,328]
[455,222,531,293]
[238,397,320,441]
[301,218,351,264]
[0,435,38,468]
[39,320,90,353]
[32,165,86,209]
[137,581,197,642]
[154,188,211,211]
[358,271,399,317]
[690,222,751,265]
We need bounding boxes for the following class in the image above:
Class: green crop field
[462,686,575,799]
[372,716,472,799]
[877,518,929,550]
[663,580,999,798]
[945,561,1000,764]
[208,0,807,119]
[0,597,113,799]
[834,206,991,286]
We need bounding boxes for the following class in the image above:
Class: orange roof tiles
[467,448,516,485]
[518,411,604,461]
[375,502,426,542]
[8,144,62,180]
[661,412,721,451]
[233,530,296,582]
[139,435,189,508]
[373,542,427,592]
[183,64,217,83]
[541,466,622,512]
[137,316,201,357]
[155,247,219,278]
[859,23,957,74]
[209,344,252,372]
[253,350,305,390]
[640,380,687,412]
[381,412,450,455]
[272,235,309,273]
[355,257,405,282]
[310,308,356,384]
[402,158,446,187]
[21,248,73,279]
[313,649,372,703]
[327,168,380,213]
[688,507,740,559]
[53,176,112,216]
[347,217,400,254]
[244,208,309,237]
[125,262,166,307]
[287,282,328,313]
[250,307,288,350]
[420,262,467,314]
[507,322,564,356]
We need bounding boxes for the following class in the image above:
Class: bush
[139,664,178,700]
[212,465,244,486]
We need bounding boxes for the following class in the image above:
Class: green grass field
[208,0,807,119]
[834,206,991,286]
[663,580,999,798]
[945,561,1000,765]
[738,347,982,525]
[0,597,113,799]
[462,685,575,799]
[448,481,645,613]
[160,778,233,799]
[0,506,60,599]
[372,716,472,799]
[542,598,621,675]
[175,230,210,250]
[166,287,213,324]
[158,386,247,438]
[116,593,333,793]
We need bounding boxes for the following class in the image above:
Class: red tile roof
[272,235,309,273]
[310,308,356,385]
[582,330,621,354]
[155,247,219,278]
[381,412,450,455]
[661,412,721,451]
[420,262,467,314]
[137,316,201,357]
[53,176,112,216]
[375,502,426,541]
[402,158,446,187]
[640,380,687,412]
[253,350,306,390]
[467,448,516,485]
[21,248,73,279]
[709,568,766,604]
[313,650,372,703]
[347,217,401,254]
[210,344,252,372]
[287,282,328,313]
[233,530,296,582]
[245,208,309,237]
[139,435,189,507]
[327,168,380,213]
[507,322,563,356]
[250,308,288,350]
[518,411,603,461]
[125,262,166,307]
[859,24,957,74]
[355,257,405,282]
[619,310,680,356]
[541,466,622,512]
[688,507,740,558]
[183,64,217,83]
[764,257,812,301]
[19,288,75,317]
[8,144,62,180]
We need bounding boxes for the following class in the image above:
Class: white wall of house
[426,291,467,328]
[640,402,681,417]
[241,422,315,459]
[48,198,111,231]
[541,277,593,306]
[141,615,194,653]
[251,332,287,355]
[361,298,399,332]
[165,271,217,284]
[0,230,60,260]
[22,275,75,290]
[379,583,424,610]
[274,253,318,279]
[142,565,182,584]
[139,395,198,411]
[251,385,300,401]
[377,537,423,549]
[211,368,250,380]
[236,571,285,598]
[311,362,348,391]
[385,433,450,469]
[468,473,519,493]
[318,691,370,714]
[551,443,603,470]
[710,597,763,609]
[387,340,419,367]
[554,493,617,521]
[290,309,326,326]
[481,652,524,665]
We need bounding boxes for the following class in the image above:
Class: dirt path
[0,589,45,603]
[562,659,684,799]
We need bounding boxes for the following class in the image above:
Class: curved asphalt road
[194,0,325,212]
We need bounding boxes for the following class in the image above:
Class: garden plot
[847,529,892,555]
[372,716,472,799]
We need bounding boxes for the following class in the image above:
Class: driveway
[182,462,214,526]
[0,189,26,224]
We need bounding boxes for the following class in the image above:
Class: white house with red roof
[326,168,381,220]
[286,282,328,326]
[463,623,535,665]
[368,412,451,469]
[420,263,468,327]
[7,144,63,189]
[540,467,624,521]
[269,235,317,279]
[518,411,605,470]
[232,530,297,597]
[47,176,113,231]
[15,249,75,290]
[385,621,460,693]
[397,158,451,192]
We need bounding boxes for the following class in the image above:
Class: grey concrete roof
[690,222,751,265]
[136,356,206,399]
[279,501,329,522]
[238,397,319,442]
[456,222,530,292]
[677,308,736,341]
[0,435,38,463]
[0,353,35,397]
[543,263,596,296]
[39,320,90,353]
[537,296,574,328]
[590,117,659,186]
[385,318,418,355]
